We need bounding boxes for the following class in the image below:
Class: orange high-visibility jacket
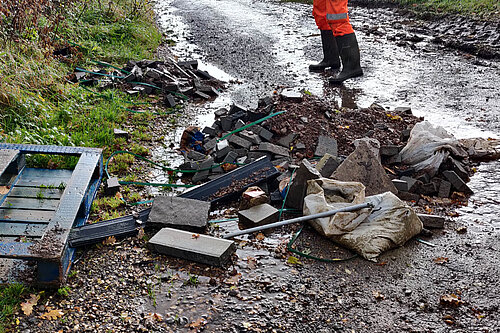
[312,0,354,36]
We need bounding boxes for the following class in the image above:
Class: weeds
[184,274,199,286]
[0,283,29,332]
[57,286,71,297]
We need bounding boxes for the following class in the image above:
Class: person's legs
[325,0,363,83]
[310,0,340,71]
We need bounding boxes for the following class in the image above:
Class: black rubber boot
[309,30,340,72]
[329,33,363,84]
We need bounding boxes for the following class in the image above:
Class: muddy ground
[22,0,500,332]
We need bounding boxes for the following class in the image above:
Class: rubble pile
[72,58,223,109]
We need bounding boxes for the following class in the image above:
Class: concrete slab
[148,227,235,266]
[238,203,279,227]
[314,136,338,157]
[149,196,210,230]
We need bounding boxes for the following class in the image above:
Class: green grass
[0,284,29,333]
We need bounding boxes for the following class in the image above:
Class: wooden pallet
[0,144,102,286]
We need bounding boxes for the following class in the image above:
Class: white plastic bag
[400,121,467,176]
[304,178,423,261]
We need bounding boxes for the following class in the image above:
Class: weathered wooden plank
[0,150,19,176]
[15,168,73,188]
[0,197,59,211]
[0,222,47,237]
[9,187,63,200]
[0,209,54,223]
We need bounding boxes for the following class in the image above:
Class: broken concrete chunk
[254,125,274,142]
[258,142,289,157]
[187,150,206,161]
[239,131,262,145]
[202,126,217,137]
[442,170,472,194]
[331,141,397,196]
[163,94,176,108]
[113,128,129,139]
[314,136,338,157]
[353,137,380,161]
[220,116,233,131]
[280,89,302,102]
[438,180,452,198]
[228,135,252,149]
[149,196,210,230]
[417,214,445,229]
[400,176,420,192]
[238,203,279,227]
[239,187,269,210]
[105,177,120,195]
[222,151,238,165]
[392,179,409,192]
[315,153,341,177]
[287,159,322,210]
[277,133,297,148]
[148,227,235,266]
[204,138,217,152]
[380,145,400,157]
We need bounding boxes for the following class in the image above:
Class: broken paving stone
[187,150,206,161]
[392,179,409,192]
[148,227,235,266]
[202,127,217,137]
[258,142,289,157]
[113,128,129,139]
[380,145,400,157]
[149,196,210,230]
[229,103,247,115]
[417,214,445,229]
[254,125,274,142]
[204,138,217,152]
[239,187,269,210]
[248,151,272,161]
[216,140,231,160]
[400,176,420,192]
[192,157,214,182]
[331,141,397,196]
[238,203,279,227]
[449,158,469,182]
[280,89,302,102]
[220,116,233,131]
[277,133,297,148]
[418,182,438,196]
[315,153,341,177]
[222,151,238,165]
[105,177,120,195]
[239,131,262,145]
[314,136,338,157]
[442,171,472,194]
[228,135,252,149]
[164,94,176,108]
[287,159,322,210]
[438,180,452,198]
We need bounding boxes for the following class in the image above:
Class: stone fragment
[315,153,341,177]
[187,150,206,161]
[222,151,238,165]
[204,138,217,152]
[287,159,322,210]
[331,141,397,196]
[392,179,409,192]
[229,103,247,115]
[234,148,249,157]
[380,145,400,157]
[239,187,269,210]
[238,203,279,227]
[202,126,217,137]
[164,94,176,108]
[192,157,214,183]
[280,89,302,102]
[400,176,420,192]
[247,151,272,161]
[418,182,438,196]
[277,133,297,148]
[438,180,452,198]
[254,126,273,142]
[149,196,210,229]
[258,142,289,157]
[417,214,445,229]
[239,131,262,145]
[397,191,420,202]
[228,135,252,149]
[216,140,231,160]
[450,158,469,182]
[105,177,120,195]
[113,128,129,139]
[234,119,246,129]
[148,227,235,266]
[315,136,338,157]
[353,137,380,160]
[442,171,472,194]
[221,116,233,131]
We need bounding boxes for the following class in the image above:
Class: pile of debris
[71,58,222,109]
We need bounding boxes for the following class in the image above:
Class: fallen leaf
[145,312,163,322]
[39,308,64,320]
[136,228,145,240]
[0,186,9,194]
[189,318,208,329]
[102,236,116,245]
[255,233,265,241]
[372,290,385,300]
[424,206,433,213]
[192,234,200,239]
[247,257,257,270]
[241,322,252,329]
[433,257,449,265]
[225,273,241,285]
[345,268,352,275]
[287,256,302,265]
[375,261,388,266]
[440,294,464,307]
[21,294,40,316]
[115,192,123,200]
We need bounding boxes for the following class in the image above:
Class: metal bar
[223,203,373,239]
[0,143,101,156]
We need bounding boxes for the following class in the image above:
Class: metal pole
[223,202,373,239]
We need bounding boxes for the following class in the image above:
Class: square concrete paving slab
[148,228,235,266]
[149,196,210,230]
[238,203,279,227]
